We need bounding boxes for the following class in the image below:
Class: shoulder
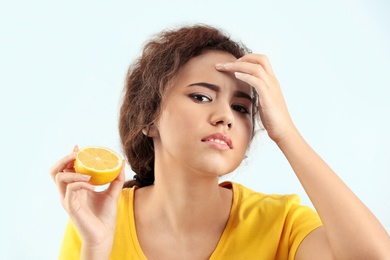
[222,181,323,240]
[119,186,137,202]
[116,186,137,218]
[217,182,323,259]
[221,181,302,212]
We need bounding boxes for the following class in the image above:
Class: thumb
[73,144,79,153]
[106,160,126,199]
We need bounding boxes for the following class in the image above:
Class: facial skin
[150,51,253,181]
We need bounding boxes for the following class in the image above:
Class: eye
[189,93,212,103]
[232,104,250,114]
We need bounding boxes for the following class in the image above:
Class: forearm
[276,129,390,259]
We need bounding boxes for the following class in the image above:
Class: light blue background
[1,0,389,259]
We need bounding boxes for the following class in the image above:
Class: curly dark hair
[119,24,257,188]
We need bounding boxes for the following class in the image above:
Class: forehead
[187,50,237,67]
[180,51,236,77]
[173,51,251,93]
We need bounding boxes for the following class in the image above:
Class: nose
[211,102,234,129]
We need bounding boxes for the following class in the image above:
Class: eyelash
[232,104,250,114]
[189,94,250,115]
[189,93,211,102]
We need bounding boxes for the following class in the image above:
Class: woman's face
[152,51,253,177]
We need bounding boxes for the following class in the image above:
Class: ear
[142,124,159,137]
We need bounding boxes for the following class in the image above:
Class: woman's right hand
[49,146,125,256]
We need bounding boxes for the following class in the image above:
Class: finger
[106,160,126,199]
[49,152,77,181]
[62,145,80,172]
[238,53,276,76]
[63,182,96,210]
[215,61,271,85]
[234,72,266,92]
[73,145,79,152]
[217,61,274,92]
[55,171,91,199]
[56,172,91,186]
[63,161,76,172]
[66,181,95,194]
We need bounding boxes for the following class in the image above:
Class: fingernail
[234,72,245,79]
[224,63,233,68]
[215,63,225,69]
[73,145,79,152]
[81,174,91,181]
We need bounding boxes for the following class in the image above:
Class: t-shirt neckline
[128,181,239,259]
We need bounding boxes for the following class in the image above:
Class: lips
[202,133,233,150]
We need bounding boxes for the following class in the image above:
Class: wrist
[270,124,300,147]
[80,236,114,260]
[81,244,113,260]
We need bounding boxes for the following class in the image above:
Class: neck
[139,164,232,233]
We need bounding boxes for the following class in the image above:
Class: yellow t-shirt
[59,182,322,259]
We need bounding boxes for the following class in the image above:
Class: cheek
[237,121,253,155]
[158,108,195,139]
[239,117,253,142]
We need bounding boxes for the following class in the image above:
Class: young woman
[50,24,390,259]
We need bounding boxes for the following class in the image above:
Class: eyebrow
[188,82,253,102]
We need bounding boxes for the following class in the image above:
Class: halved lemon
[74,146,122,185]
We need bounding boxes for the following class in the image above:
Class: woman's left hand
[215,53,297,144]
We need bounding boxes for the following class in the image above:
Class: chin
[192,161,240,178]
[178,151,243,177]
